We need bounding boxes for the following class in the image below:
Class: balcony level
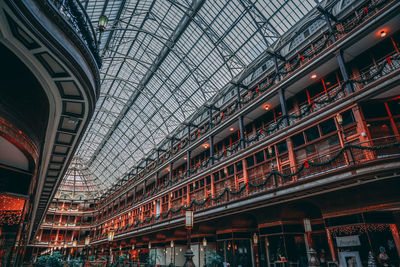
[100,0,400,206]
[90,1,400,229]
[89,28,400,246]
[0,0,100,247]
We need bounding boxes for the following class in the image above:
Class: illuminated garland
[117,49,398,208]
[108,141,400,234]
[0,210,22,225]
[330,224,390,237]
[107,0,394,210]
[245,53,400,145]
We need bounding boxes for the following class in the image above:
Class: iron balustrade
[96,50,400,221]
[92,135,400,239]
[96,0,398,214]
[49,0,101,68]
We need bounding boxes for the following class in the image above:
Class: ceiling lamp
[98,15,108,32]
[380,30,387,38]
[263,104,270,111]
[229,127,235,131]
[203,144,209,149]
[310,74,317,79]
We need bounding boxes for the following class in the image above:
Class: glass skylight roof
[58,158,106,198]
[67,0,320,194]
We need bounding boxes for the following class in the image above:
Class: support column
[321,10,353,94]
[273,55,281,82]
[169,162,173,181]
[209,135,214,165]
[143,179,147,197]
[239,117,245,149]
[236,85,246,149]
[279,88,289,126]
[187,124,191,144]
[186,150,191,177]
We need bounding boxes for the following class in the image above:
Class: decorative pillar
[187,150,191,177]
[242,158,249,195]
[143,179,147,197]
[209,135,214,165]
[320,8,353,94]
[169,162,173,181]
[187,124,191,144]
[279,88,289,126]
[272,55,281,83]
[236,85,246,149]
[326,228,337,262]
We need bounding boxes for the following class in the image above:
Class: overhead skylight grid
[60,0,321,196]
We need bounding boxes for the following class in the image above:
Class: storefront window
[217,239,253,267]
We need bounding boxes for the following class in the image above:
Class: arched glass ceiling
[74,0,320,191]
[58,158,106,198]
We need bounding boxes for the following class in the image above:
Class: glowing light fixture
[170,240,174,248]
[202,237,207,247]
[263,104,270,111]
[336,113,343,126]
[310,74,317,79]
[253,233,259,245]
[380,30,387,38]
[229,127,235,131]
[267,146,273,156]
[98,15,108,32]
[108,228,115,242]
[185,210,194,228]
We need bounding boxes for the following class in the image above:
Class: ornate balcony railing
[50,0,101,68]
[96,0,398,212]
[94,51,400,224]
[90,135,400,240]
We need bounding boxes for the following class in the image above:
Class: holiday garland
[105,0,395,207]
[0,210,23,225]
[105,141,400,235]
[112,49,398,210]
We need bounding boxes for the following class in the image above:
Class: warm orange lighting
[203,144,209,149]
[184,157,187,160]
[263,104,270,111]
[310,74,317,79]
[229,127,235,131]
[380,30,387,38]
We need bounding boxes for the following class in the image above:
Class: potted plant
[37,251,64,267]
[206,250,223,267]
